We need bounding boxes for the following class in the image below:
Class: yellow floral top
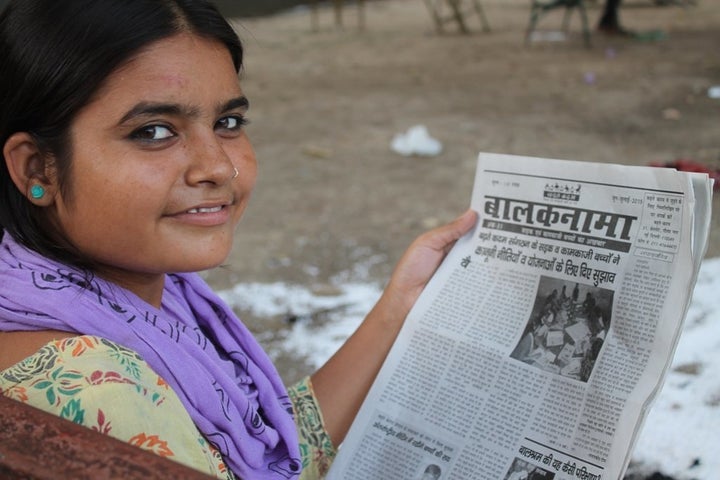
[0,335,335,479]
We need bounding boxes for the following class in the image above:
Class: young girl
[0,1,475,479]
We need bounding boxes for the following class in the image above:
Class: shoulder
[0,330,76,371]
[1,334,177,430]
[1,335,147,389]
[1,335,232,478]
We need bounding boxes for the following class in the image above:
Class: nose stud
[232,167,239,179]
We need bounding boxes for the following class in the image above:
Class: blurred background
[207,0,719,339]
[213,0,314,16]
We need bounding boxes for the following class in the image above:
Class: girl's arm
[310,210,477,446]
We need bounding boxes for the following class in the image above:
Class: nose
[184,130,236,186]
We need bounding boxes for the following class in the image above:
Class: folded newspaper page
[327,152,713,480]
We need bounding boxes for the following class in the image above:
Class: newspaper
[326,152,713,480]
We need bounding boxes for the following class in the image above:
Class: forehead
[90,33,241,107]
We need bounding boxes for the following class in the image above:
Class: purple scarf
[0,233,301,479]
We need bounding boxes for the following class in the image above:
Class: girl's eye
[130,124,175,141]
[215,115,248,132]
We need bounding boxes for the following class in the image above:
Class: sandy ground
[204,0,720,383]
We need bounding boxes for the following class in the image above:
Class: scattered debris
[634,30,668,42]
[673,362,702,375]
[662,108,681,120]
[528,30,567,42]
[391,125,442,157]
[301,144,333,159]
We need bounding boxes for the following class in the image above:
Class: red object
[649,159,720,190]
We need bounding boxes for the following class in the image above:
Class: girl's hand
[374,209,477,329]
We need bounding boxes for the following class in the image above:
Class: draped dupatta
[0,233,302,479]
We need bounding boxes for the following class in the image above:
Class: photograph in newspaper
[503,457,555,480]
[510,276,613,382]
[326,152,712,480]
[416,463,443,480]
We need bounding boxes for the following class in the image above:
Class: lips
[168,199,234,226]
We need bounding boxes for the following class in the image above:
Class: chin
[174,236,234,271]
[157,254,232,272]
[179,255,231,273]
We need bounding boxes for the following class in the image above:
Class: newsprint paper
[327,153,713,480]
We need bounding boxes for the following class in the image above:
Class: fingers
[420,209,477,253]
[447,208,478,240]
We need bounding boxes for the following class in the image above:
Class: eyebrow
[220,96,250,113]
[118,96,250,125]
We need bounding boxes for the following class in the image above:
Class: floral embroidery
[0,385,28,402]
[31,366,84,406]
[93,408,113,435]
[288,377,336,478]
[101,338,144,380]
[200,439,237,480]
[67,335,98,357]
[156,376,169,389]
[87,369,136,387]
[129,433,174,458]
[2,343,58,383]
[60,397,85,424]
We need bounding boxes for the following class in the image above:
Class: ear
[3,132,56,206]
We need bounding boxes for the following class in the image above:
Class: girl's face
[52,33,256,304]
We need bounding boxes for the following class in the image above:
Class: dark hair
[0,0,243,267]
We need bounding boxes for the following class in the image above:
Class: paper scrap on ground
[390,125,442,157]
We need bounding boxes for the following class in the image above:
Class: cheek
[234,146,258,192]
[80,163,155,205]
[242,161,258,191]
[58,164,164,237]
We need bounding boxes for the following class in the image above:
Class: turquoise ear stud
[30,184,45,199]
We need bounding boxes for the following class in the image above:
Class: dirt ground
[204,0,720,380]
